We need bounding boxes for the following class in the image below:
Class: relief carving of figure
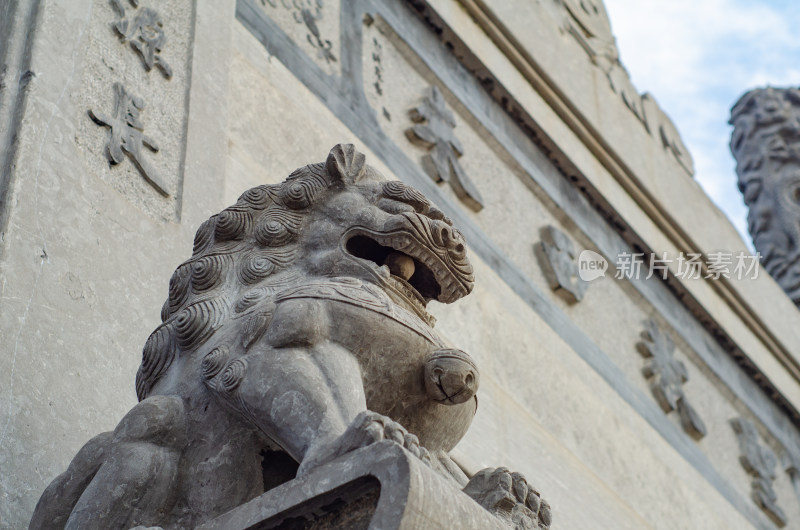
[30,145,550,530]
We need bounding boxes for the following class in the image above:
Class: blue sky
[603,0,800,249]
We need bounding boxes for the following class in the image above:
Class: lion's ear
[326,144,366,184]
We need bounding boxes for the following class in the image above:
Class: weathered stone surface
[29,144,549,530]
[0,1,206,526]
[730,87,800,306]
[75,0,195,221]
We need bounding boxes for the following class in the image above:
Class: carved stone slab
[730,417,788,527]
[198,441,507,530]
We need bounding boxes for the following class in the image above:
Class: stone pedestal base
[198,441,505,530]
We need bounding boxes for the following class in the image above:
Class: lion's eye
[377,198,416,215]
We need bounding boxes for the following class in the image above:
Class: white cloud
[602,0,800,250]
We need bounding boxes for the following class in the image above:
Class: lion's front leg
[234,338,367,471]
[227,298,423,477]
[297,410,433,476]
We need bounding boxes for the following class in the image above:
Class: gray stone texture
[730,87,800,306]
[428,0,800,421]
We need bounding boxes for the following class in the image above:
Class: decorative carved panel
[406,86,484,212]
[637,319,706,440]
[77,0,194,220]
[256,0,339,76]
[537,225,587,303]
[730,417,788,527]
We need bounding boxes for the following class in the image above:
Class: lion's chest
[269,278,473,451]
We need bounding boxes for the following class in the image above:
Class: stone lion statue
[30,145,550,529]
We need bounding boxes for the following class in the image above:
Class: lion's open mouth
[344,224,472,316]
[345,232,442,305]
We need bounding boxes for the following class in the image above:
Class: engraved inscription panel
[77,0,194,221]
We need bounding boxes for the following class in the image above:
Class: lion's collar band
[274,277,440,342]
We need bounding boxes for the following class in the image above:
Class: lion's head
[135,144,474,402]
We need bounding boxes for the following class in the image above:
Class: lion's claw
[463,467,551,529]
[298,410,431,475]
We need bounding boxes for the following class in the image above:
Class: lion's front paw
[341,410,431,460]
[298,411,431,475]
[463,467,551,530]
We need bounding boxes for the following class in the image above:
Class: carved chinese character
[561,0,615,59]
[261,0,336,64]
[372,37,384,96]
[112,0,172,79]
[89,83,169,197]
[637,319,706,440]
[731,417,787,527]
[299,7,336,64]
[406,86,484,212]
[641,94,694,175]
[537,225,587,302]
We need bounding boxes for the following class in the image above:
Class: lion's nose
[424,349,479,405]
[433,222,467,259]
